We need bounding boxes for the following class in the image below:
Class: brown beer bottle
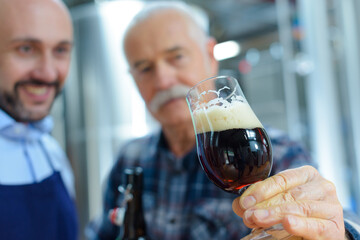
[116,167,151,240]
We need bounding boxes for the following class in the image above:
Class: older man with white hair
[95,2,360,240]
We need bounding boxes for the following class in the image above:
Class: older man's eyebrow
[165,46,183,53]
[133,59,149,69]
[133,46,184,69]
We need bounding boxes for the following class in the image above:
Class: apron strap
[22,139,37,182]
[20,139,56,183]
[38,139,55,171]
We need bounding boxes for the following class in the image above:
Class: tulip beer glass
[186,76,292,240]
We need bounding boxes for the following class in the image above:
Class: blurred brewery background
[51,0,360,238]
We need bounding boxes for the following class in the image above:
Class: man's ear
[206,37,219,74]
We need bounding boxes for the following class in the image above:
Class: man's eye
[140,66,152,73]
[170,54,185,65]
[55,46,71,55]
[17,45,33,54]
[174,54,183,60]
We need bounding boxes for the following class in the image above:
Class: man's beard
[0,79,60,122]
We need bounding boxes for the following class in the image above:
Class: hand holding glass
[186,76,293,240]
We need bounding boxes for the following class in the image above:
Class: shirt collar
[0,108,54,140]
[157,129,198,172]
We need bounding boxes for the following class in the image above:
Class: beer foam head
[193,98,263,133]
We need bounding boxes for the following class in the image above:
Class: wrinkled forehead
[129,10,191,36]
[124,10,204,60]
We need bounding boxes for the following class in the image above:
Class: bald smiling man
[0,0,77,239]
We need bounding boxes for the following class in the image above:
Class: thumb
[232,197,243,217]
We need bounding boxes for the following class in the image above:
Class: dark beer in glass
[187,77,272,194]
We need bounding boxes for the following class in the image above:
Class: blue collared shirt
[0,109,75,197]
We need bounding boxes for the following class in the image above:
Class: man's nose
[154,62,177,90]
[31,53,57,82]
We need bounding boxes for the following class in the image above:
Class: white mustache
[149,85,191,113]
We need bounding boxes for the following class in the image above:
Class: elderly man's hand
[232,166,346,240]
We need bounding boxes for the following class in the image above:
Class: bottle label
[109,207,125,226]
[109,184,133,226]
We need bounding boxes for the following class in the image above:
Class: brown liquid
[196,127,272,194]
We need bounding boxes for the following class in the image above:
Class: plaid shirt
[95,126,314,240]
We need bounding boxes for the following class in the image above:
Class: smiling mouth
[17,83,58,103]
[23,85,49,96]
[16,80,60,100]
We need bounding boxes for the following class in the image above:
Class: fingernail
[244,209,254,222]
[288,215,297,226]
[254,209,269,220]
[241,196,256,209]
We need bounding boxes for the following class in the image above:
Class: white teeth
[24,85,48,95]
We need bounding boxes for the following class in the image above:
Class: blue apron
[0,141,78,240]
